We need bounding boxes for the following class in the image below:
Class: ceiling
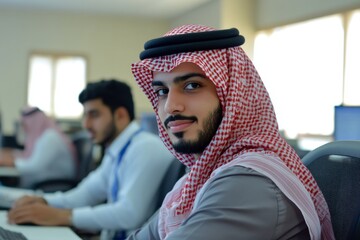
[0,0,214,19]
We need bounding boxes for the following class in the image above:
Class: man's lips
[167,120,195,133]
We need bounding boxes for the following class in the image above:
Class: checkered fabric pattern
[131,24,334,240]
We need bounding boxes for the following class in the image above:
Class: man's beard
[98,119,118,147]
[172,105,222,154]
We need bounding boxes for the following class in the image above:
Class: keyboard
[0,226,28,240]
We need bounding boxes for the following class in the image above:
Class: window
[253,12,359,144]
[28,53,86,119]
[344,10,360,105]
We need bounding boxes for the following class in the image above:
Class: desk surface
[0,211,81,240]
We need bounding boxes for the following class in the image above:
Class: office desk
[0,211,81,240]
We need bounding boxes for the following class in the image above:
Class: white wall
[1,0,360,134]
[256,0,360,29]
[170,0,255,57]
[221,0,255,58]
[169,0,256,58]
[0,7,169,133]
[170,0,222,29]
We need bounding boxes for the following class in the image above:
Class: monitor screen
[334,105,360,140]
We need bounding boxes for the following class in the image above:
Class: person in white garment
[0,107,76,188]
[7,79,174,240]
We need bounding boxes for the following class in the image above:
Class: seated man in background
[127,25,335,239]
[0,106,76,188]
[8,79,174,240]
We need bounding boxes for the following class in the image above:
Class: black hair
[78,79,135,121]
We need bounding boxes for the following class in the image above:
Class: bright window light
[28,56,53,113]
[344,10,360,105]
[253,15,344,139]
[28,54,86,119]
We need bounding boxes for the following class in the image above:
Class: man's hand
[0,149,15,167]
[12,195,47,208]
[8,203,72,226]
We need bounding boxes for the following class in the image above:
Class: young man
[128,25,335,239]
[7,79,174,240]
[0,107,76,188]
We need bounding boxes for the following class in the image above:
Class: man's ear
[114,107,130,125]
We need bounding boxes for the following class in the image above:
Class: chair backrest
[31,130,94,192]
[302,140,360,240]
[155,158,186,209]
[138,112,187,208]
[71,130,94,182]
[139,112,159,135]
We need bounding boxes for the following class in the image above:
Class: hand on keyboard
[0,226,28,240]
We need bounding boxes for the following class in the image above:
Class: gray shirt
[127,165,310,240]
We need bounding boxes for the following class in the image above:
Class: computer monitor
[334,105,360,140]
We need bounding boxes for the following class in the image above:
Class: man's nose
[82,116,91,129]
[164,90,185,114]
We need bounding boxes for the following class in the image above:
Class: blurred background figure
[0,106,76,188]
[7,80,174,240]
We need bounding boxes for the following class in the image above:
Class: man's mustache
[164,115,197,129]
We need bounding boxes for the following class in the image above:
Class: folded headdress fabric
[140,28,245,60]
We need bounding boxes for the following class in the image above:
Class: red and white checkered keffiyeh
[19,107,76,161]
[131,24,334,240]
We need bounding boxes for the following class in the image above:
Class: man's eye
[155,88,168,96]
[185,82,200,90]
[89,112,99,118]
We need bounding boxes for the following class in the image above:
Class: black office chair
[155,158,186,209]
[302,140,360,240]
[71,130,95,181]
[140,112,159,136]
[33,130,94,192]
[137,157,186,231]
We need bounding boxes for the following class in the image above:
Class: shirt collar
[106,121,141,159]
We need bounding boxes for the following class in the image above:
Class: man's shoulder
[211,165,264,180]
[42,128,58,136]
[134,131,163,145]
[201,165,274,200]
[131,132,172,158]
[197,165,280,209]
[39,128,62,143]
